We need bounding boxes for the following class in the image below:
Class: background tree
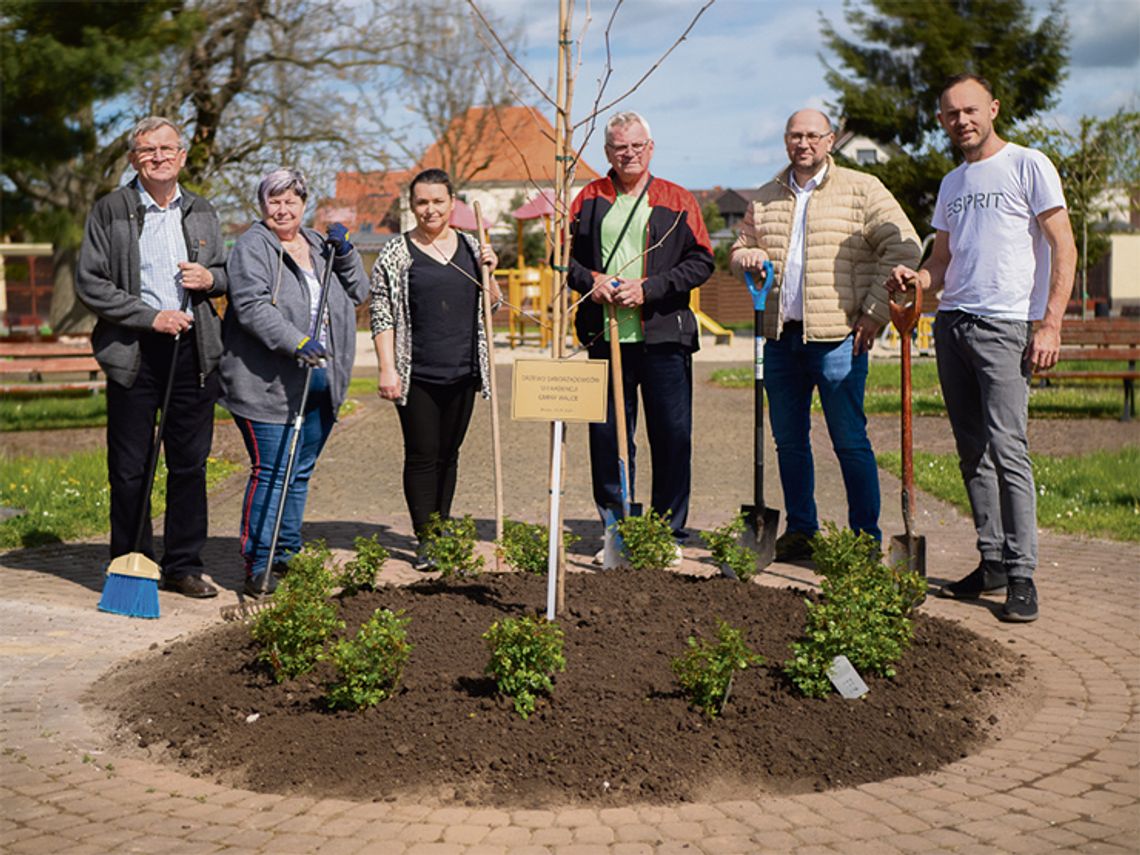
[821,0,1069,233]
[366,0,523,191]
[1015,109,1140,313]
[701,201,725,236]
[1,0,194,330]
[2,0,523,332]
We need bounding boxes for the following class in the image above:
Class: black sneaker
[937,560,1007,600]
[243,573,277,598]
[412,549,436,572]
[775,530,814,562]
[999,577,1039,623]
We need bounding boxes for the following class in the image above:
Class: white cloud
[1066,0,1140,68]
[469,0,1140,189]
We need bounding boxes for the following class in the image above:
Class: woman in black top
[369,169,499,567]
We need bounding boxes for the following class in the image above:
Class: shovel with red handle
[888,282,927,590]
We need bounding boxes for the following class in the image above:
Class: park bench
[0,339,104,394]
[1034,317,1140,422]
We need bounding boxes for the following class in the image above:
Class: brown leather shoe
[161,574,218,599]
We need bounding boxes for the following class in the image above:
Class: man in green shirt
[568,111,716,560]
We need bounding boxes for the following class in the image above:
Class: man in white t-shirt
[888,74,1076,623]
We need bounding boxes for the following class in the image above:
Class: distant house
[692,186,766,245]
[833,130,896,166]
[321,106,602,251]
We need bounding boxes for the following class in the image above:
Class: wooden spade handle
[889,279,923,335]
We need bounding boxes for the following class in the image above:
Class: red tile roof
[323,106,601,236]
[416,106,600,185]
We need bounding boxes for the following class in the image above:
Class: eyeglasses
[785,132,831,145]
[134,145,184,161]
[605,140,650,155]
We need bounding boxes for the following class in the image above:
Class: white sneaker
[592,547,605,566]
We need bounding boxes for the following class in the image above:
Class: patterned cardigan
[368,231,493,406]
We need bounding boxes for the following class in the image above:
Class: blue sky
[475,0,1140,190]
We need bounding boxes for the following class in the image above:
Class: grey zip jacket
[220,220,368,424]
[75,181,228,387]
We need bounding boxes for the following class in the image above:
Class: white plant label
[828,655,869,699]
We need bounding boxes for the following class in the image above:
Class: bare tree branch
[466,0,558,110]
[572,0,715,130]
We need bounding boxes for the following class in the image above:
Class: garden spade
[739,262,780,570]
[602,282,635,569]
[888,282,927,584]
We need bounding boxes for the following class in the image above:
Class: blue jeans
[765,327,880,541]
[234,369,335,580]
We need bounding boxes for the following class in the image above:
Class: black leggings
[396,377,478,539]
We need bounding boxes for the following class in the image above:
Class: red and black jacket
[568,171,714,352]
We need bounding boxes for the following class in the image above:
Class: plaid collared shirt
[136,181,188,311]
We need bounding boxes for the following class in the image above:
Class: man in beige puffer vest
[730,109,921,561]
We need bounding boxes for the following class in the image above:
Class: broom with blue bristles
[98,291,192,618]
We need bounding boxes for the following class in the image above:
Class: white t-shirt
[932,142,1066,321]
[301,266,328,347]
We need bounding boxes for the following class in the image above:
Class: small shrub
[784,524,923,698]
[483,616,566,718]
[422,513,484,577]
[251,552,343,683]
[809,522,882,579]
[672,620,764,719]
[338,534,388,595]
[325,609,412,710]
[496,519,580,574]
[613,508,675,570]
[280,539,337,598]
[700,512,759,582]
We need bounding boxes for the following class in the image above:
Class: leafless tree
[41,0,525,331]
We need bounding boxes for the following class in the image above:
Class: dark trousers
[934,311,1037,575]
[106,332,219,578]
[587,341,693,537]
[396,377,478,539]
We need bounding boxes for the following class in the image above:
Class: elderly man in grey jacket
[75,117,228,599]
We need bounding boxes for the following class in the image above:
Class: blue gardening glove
[326,223,352,257]
[296,336,327,367]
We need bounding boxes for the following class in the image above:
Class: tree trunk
[48,247,94,334]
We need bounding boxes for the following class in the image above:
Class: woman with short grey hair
[257,168,307,212]
[220,167,369,597]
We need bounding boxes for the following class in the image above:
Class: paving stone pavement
[2,342,1138,854]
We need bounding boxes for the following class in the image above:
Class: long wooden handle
[900,331,915,537]
[607,300,631,517]
[473,202,504,547]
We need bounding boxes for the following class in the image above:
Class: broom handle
[131,289,192,554]
[473,202,504,548]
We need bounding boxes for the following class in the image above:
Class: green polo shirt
[600,192,651,343]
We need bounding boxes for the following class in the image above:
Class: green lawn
[1,379,378,432]
[710,359,1127,419]
[0,451,241,549]
[877,447,1140,542]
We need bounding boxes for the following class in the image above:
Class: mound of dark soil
[91,569,1033,807]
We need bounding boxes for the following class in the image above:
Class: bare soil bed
[91,567,1034,808]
